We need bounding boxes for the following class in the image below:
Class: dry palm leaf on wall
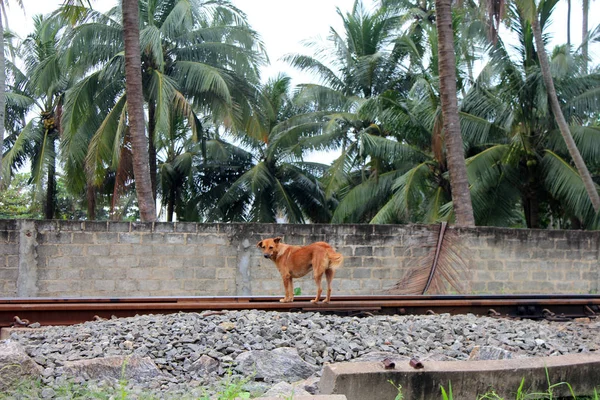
[385,222,471,295]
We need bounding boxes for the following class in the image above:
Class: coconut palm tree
[1,15,75,218]
[462,1,600,228]
[0,0,24,189]
[122,0,156,221]
[283,1,418,212]
[60,0,266,220]
[525,0,600,213]
[211,74,331,223]
[433,0,475,226]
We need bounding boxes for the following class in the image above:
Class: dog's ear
[257,240,263,248]
[274,237,282,244]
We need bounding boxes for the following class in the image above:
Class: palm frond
[332,170,401,223]
[541,149,597,225]
[140,25,164,72]
[85,96,127,185]
[148,70,176,136]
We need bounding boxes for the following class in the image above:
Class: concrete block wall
[0,220,598,298]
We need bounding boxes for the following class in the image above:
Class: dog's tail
[327,250,344,270]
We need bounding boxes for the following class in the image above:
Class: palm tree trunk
[582,0,589,73]
[86,183,96,220]
[167,185,175,222]
[45,137,56,219]
[434,0,475,227]
[0,10,6,188]
[523,192,540,229]
[532,14,600,213]
[148,100,157,199]
[122,0,156,222]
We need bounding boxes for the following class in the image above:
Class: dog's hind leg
[311,270,323,303]
[324,268,335,303]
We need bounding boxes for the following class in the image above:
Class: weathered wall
[0,219,598,298]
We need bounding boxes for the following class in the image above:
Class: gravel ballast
[3,310,600,398]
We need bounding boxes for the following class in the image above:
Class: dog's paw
[279,298,293,303]
[310,299,320,303]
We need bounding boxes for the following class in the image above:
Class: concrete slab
[256,397,347,400]
[319,354,600,400]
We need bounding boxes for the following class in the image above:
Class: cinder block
[165,234,186,244]
[95,232,120,244]
[71,233,95,244]
[108,222,131,232]
[93,280,116,291]
[352,268,371,279]
[118,233,142,244]
[195,268,216,280]
[86,245,110,257]
[175,222,197,233]
[131,222,153,232]
[84,221,109,232]
[153,222,174,232]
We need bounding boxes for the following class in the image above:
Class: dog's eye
[269,246,274,249]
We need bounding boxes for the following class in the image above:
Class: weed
[388,379,404,400]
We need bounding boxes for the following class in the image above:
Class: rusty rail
[1,294,599,328]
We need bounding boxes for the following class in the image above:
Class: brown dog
[257,237,343,303]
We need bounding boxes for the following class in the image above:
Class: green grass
[388,375,600,400]
[0,372,254,400]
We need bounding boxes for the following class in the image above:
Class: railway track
[1,294,599,328]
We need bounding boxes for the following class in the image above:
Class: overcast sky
[4,0,599,87]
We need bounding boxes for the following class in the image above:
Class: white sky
[4,0,599,165]
[5,0,598,85]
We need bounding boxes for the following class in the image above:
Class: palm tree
[121,0,155,222]
[461,1,600,228]
[2,15,73,218]
[433,0,475,227]
[527,0,600,213]
[60,0,266,220]
[0,0,24,189]
[211,74,331,223]
[283,1,415,211]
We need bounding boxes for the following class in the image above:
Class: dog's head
[256,237,282,260]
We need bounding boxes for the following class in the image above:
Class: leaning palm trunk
[434,0,475,227]
[532,14,600,213]
[122,0,156,222]
[0,11,5,188]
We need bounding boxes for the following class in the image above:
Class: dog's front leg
[280,274,294,303]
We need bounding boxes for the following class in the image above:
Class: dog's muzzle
[263,254,271,259]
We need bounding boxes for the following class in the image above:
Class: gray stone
[0,340,43,391]
[468,345,514,361]
[189,355,219,374]
[62,355,162,382]
[235,347,317,383]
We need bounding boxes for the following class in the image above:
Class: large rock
[0,340,43,391]
[235,347,317,383]
[62,355,162,382]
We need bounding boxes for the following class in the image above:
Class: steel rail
[1,295,599,328]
